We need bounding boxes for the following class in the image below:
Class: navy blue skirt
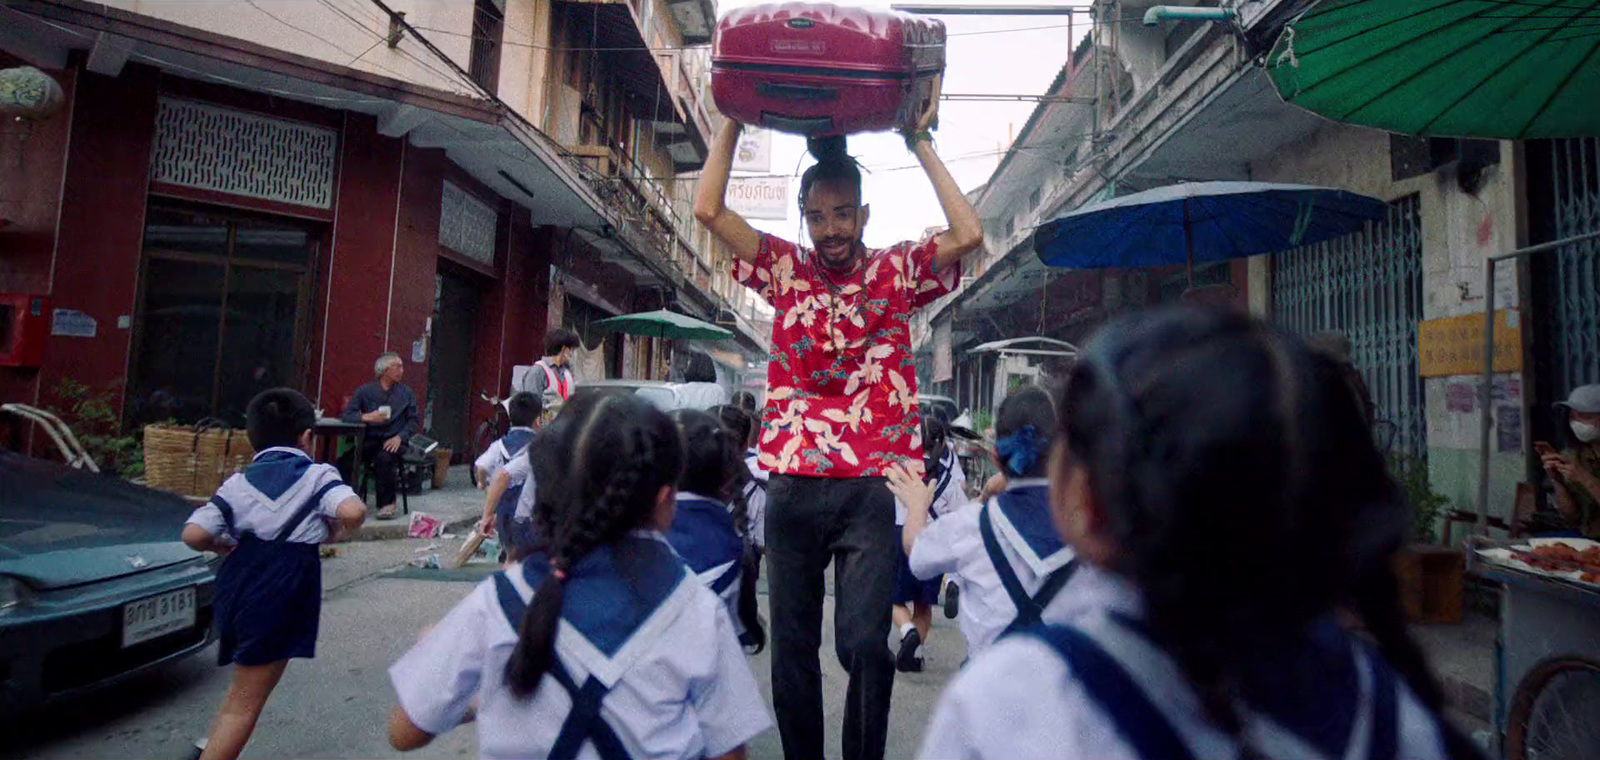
[893,526,942,606]
[213,536,321,666]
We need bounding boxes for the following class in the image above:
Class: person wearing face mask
[1539,384,1600,539]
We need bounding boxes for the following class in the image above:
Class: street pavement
[3,537,965,760]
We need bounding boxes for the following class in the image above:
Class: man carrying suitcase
[693,102,982,760]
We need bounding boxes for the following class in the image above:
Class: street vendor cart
[1468,537,1600,760]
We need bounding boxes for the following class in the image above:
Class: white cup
[376,405,392,422]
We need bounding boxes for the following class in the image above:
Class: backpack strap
[1028,624,1198,760]
[980,503,1078,636]
[491,573,632,760]
[274,480,345,542]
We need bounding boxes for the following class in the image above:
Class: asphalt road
[4,538,965,760]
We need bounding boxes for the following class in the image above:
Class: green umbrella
[591,309,734,341]
[1266,0,1600,139]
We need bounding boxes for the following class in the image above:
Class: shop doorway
[129,204,319,427]
[426,264,483,455]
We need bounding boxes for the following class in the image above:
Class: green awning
[591,309,733,341]
[1266,0,1600,139]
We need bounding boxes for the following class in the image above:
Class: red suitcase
[711,3,945,137]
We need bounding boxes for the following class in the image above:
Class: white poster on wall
[725,176,791,221]
[733,128,772,173]
[933,319,953,383]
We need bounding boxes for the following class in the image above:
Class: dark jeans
[339,439,398,509]
[767,474,897,760]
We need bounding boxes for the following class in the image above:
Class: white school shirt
[500,454,538,520]
[186,447,357,544]
[473,427,536,480]
[906,479,1072,657]
[388,533,772,760]
[743,450,767,550]
[895,450,967,526]
[918,564,1450,760]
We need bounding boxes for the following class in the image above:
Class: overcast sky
[716,0,1085,248]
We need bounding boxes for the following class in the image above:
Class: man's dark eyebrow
[833,203,858,212]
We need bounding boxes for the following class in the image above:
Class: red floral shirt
[735,233,959,478]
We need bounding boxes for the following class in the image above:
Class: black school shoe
[896,628,924,673]
[943,580,960,619]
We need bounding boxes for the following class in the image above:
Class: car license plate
[122,587,196,648]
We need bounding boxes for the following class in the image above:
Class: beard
[816,237,860,270]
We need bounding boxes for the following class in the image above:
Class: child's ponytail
[503,396,684,699]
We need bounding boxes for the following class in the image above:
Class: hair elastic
[994,424,1046,474]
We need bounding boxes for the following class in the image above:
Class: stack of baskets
[143,420,255,500]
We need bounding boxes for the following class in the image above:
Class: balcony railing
[568,140,720,290]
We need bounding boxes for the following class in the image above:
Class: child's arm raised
[885,463,936,557]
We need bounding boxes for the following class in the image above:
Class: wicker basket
[143,421,255,500]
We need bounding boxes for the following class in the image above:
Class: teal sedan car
[0,452,216,715]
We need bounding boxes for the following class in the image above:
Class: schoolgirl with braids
[387,395,772,760]
[888,386,1073,661]
[666,409,767,653]
[917,307,1480,760]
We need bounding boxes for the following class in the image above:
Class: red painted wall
[0,61,76,412]
[476,219,552,401]
[387,145,444,409]
[40,64,159,413]
[315,114,404,412]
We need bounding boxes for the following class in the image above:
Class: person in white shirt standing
[516,328,579,411]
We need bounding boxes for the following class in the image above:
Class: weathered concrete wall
[1249,122,1527,527]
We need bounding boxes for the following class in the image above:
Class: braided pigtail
[504,396,683,699]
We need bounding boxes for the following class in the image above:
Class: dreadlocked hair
[799,135,861,209]
[675,408,766,653]
[504,394,684,699]
[1058,306,1483,760]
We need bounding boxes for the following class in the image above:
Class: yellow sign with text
[1417,310,1522,378]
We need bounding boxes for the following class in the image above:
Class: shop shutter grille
[1272,194,1426,461]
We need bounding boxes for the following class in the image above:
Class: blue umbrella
[1032,181,1390,282]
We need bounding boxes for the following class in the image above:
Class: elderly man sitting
[341,352,419,519]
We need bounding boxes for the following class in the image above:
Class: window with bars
[469,0,505,94]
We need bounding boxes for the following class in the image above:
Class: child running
[387,395,772,760]
[888,387,1065,663]
[715,404,767,575]
[915,307,1480,760]
[667,408,767,653]
[181,388,367,760]
[890,413,968,672]
[474,391,541,489]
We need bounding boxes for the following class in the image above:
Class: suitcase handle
[761,113,836,136]
[757,82,840,102]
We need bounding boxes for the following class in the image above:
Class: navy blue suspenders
[211,480,343,543]
[492,573,632,760]
[1026,620,1402,760]
[978,504,1077,637]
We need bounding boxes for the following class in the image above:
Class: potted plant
[1389,453,1464,624]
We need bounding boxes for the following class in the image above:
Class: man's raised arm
[905,77,983,271]
[693,121,764,264]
